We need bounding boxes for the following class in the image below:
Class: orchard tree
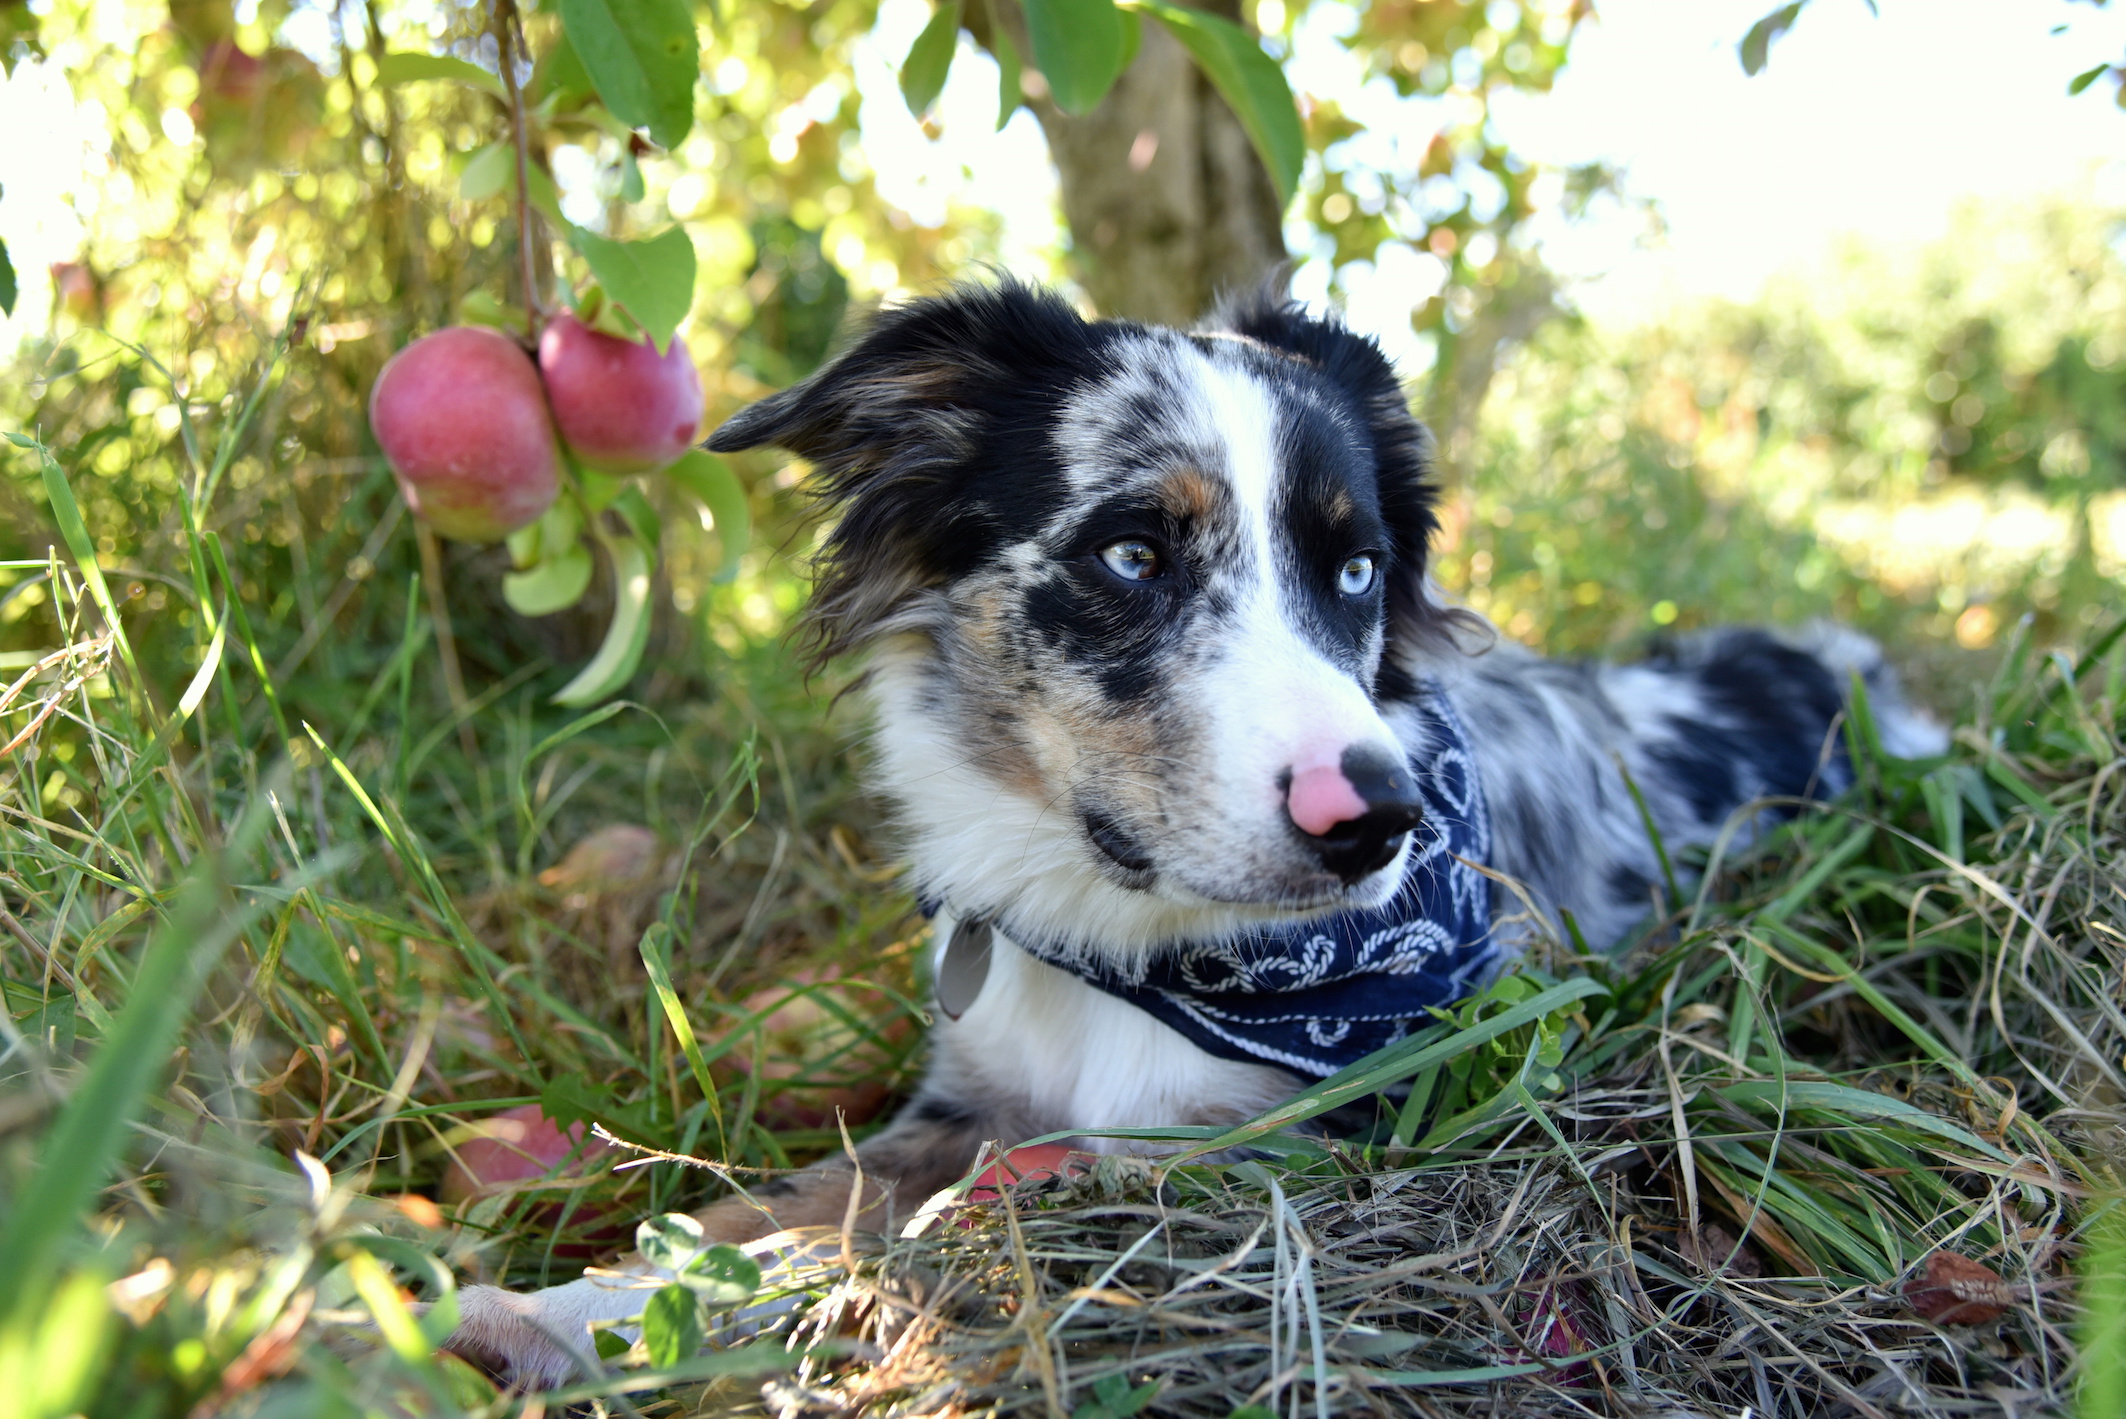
[905,0,1602,463]
[1,0,1607,722]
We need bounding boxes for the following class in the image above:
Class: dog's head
[710,280,1464,954]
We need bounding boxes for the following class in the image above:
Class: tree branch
[493,0,544,337]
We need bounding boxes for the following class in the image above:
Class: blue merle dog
[446,280,1945,1386]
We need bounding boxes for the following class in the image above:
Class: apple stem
[493,0,544,338]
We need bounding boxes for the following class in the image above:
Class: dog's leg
[442,1105,985,1390]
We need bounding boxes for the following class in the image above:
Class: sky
[3,0,2124,351]
[1497,0,2126,322]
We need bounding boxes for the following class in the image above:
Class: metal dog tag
[935,917,993,1020]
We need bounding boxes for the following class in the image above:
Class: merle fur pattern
[442,281,1945,1388]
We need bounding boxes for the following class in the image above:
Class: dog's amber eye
[1099,540,1163,582]
[1339,555,1377,596]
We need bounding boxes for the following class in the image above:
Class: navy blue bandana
[982,684,1500,1079]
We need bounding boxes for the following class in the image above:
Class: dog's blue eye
[1339,555,1377,596]
[1100,540,1163,582]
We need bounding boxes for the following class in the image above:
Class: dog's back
[1434,623,1945,950]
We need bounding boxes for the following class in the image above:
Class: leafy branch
[492,0,545,335]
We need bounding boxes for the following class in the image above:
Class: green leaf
[664,450,749,582]
[1738,2,1805,77]
[502,541,594,616]
[557,0,699,149]
[1133,0,1303,205]
[506,497,584,570]
[991,21,1023,130]
[479,149,569,229]
[1022,0,1129,115]
[567,224,695,354]
[507,519,541,571]
[532,29,598,108]
[2069,61,2113,97]
[553,530,655,706]
[636,1213,706,1273]
[458,143,514,202]
[639,923,722,1138]
[1108,1378,1160,1415]
[902,1,963,117]
[375,50,506,100]
[458,289,526,332]
[578,466,623,513]
[0,236,15,317]
[620,148,645,202]
[613,485,661,548]
[592,1326,631,1360]
[677,1243,761,1308]
[641,1283,704,1369]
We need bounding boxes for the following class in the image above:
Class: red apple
[966,1144,1090,1203]
[49,263,100,323]
[537,312,704,475]
[370,327,561,542]
[441,1103,629,1257]
[441,1103,615,1204]
[193,39,265,115]
[190,42,322,167]
[537,823,660,897]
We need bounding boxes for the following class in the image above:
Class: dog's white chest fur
[928,914,1299,1149]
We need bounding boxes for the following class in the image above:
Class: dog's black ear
[708,279,1103,665]
[708,279,1075,458]
[1211,291,1470,657]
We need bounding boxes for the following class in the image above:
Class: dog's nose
[1287,745,1424,883]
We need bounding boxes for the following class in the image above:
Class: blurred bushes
[1444,193,2126,685]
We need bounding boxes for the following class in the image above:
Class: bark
[972,2,1288,325]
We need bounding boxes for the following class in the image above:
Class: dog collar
[932,683,1500,1079]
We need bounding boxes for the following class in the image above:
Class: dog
[443,281,1945,1386]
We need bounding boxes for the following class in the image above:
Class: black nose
[1299,745,1424,884]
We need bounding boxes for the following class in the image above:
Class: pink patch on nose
[1288,764,1368,837]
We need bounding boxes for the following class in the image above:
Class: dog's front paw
[443,1284,599,1392]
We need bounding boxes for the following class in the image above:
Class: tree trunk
[973,2,1288,325]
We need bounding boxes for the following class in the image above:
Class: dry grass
[0,404,2120,1417]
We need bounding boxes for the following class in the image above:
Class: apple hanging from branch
[366,0,754,710]
[539,297,704,475]
[368,326,561,544]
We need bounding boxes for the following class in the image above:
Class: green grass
[1,321,2122,1417]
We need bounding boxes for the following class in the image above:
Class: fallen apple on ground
[965,1144,1090,1203]
[369,326,561,542]
[537,822,661,897]
[440,1102,616,1204]
[538,311,704,475]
